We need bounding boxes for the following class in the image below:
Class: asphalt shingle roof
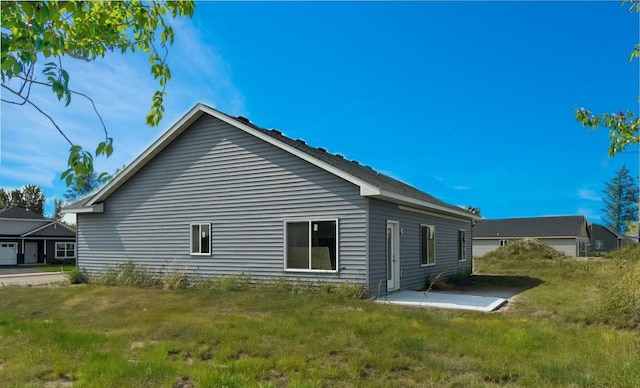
[473,216,589,238]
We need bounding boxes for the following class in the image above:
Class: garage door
[0,243,17,265]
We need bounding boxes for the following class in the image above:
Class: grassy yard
[25,264,76,273]
[1,245,639,387]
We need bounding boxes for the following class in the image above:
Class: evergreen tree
[601,165,639,234]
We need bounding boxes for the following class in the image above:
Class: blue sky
[1,1,639,222]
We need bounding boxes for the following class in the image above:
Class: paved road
[0,271,67,286]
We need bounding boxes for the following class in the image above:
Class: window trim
[55,241,76,258]
[420,224,436,267]
[458,229,467,261]
[499,239,509,247]
[595,240,604,250]
[283,218,339,273]
[190,222,211,256]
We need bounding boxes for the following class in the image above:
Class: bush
[597,260,640,328]
[485,238,566,261]
[67,267,88,284]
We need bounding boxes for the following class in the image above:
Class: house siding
[367,199,473,294]
[590,224,620,252]
[472,239,500,257]
[77,115,368,284]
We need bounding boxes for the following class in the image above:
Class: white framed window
[285,219,338,272]
[190,223,211,255]
[595,240,604,250]
[499,239,509,247]
[55,242,76,258]
[458,229,467,261]
[420,225,435,266]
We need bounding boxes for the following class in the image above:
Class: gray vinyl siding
[367,199,472,294]
[77,115,368,285]
[472,239,500,257]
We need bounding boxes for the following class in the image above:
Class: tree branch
[1,84,74,147]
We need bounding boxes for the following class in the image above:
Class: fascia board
[21,221,77,237]
[375,189,481,221]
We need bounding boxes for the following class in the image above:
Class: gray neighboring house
[472,216,591,257]
[64,103,480,295]
[0,207,77,265]
[590,223,636,252]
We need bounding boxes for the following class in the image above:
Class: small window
[595,240,604,250]
[55,242,76,258]
[285,220,337,271]
[420,225,435,266]
[190,223,211,255]
[458,229,467,261]
[499,239,509,247]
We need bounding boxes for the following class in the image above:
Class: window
[55,242,76,258]
[420,225,435,265]
[190,223,211,255]
[595,240,604,250]
[458,230,467,261]
[499,239,509,247]
[285,220,337,271]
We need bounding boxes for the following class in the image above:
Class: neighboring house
[0,207,77,265]
[64,103,480,295]
[472,216,590,257]
[589,223,624,253]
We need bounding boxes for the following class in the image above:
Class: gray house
[65,104,479,295]
[472,216,591,257]
[0,207,77,265]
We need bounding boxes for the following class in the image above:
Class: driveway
[0,266,67,286]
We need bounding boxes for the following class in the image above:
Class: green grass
[0,246,639,387]
[25,264,75,273]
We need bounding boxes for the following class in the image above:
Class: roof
[64,103,479,220]
[0,207,46,220]
[0,207,76,237]
[473,216,590,239]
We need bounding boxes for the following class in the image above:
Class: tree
[463,205,482,216]
[1,1,196,188]
[575,1,639,156]
[52,198,64,221]
[601,165,639,234]
[63,171,101,201]
[0,185,46,214]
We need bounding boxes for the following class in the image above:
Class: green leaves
[575,108,639,156]
[1,1,196,188]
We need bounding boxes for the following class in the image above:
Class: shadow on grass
[440,274,544,299]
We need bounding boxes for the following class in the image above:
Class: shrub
[597,256,640,328]
[67,267,88,284]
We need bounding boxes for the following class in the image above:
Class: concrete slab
[377,290,508,312]
[0,272,67,286]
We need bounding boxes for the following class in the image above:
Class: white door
[24,241,38,264]
[386,221,400,291]
[0,243,17,265]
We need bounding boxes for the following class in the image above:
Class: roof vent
[270,129,282,136]
[236,116,251,124]
[335,154,344,159]
[295,139,306,145]
[351,160,360,165]
[317,147,327,153]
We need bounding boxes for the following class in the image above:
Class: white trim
[0,217,48,222]
[283,218,339,273]
[189,222,211,256]
[386,220,400,291]
[420,224,436,267]
[62,203,104,214]
[21,221,76,236]
[398,205,478,222]
[55,241,76,259]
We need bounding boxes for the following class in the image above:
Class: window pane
[311,221,336,270]
[428,226,435,264]
[420,226,428,265]
[201,224,210,254]
[57,249,65,257]
[286,222,309,269]
[191,225,199,253]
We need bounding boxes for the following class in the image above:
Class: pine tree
[601,165,639,234]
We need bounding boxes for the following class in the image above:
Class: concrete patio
[377,290,508,312]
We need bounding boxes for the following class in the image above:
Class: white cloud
[578,188,601,201]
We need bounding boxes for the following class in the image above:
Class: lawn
[25,264,76,273]
[0,246,639,387]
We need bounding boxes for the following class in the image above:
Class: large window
[190,223,211,255]
[458,229,467,261]
[55,242,76,258]
[420,225,435,266]
[285,220,337,271]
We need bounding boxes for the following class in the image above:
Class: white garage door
[0,243,17,265]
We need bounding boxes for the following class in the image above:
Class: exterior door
[386,221,400,292]
[24,241,38,264]
[0,243,17,265]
